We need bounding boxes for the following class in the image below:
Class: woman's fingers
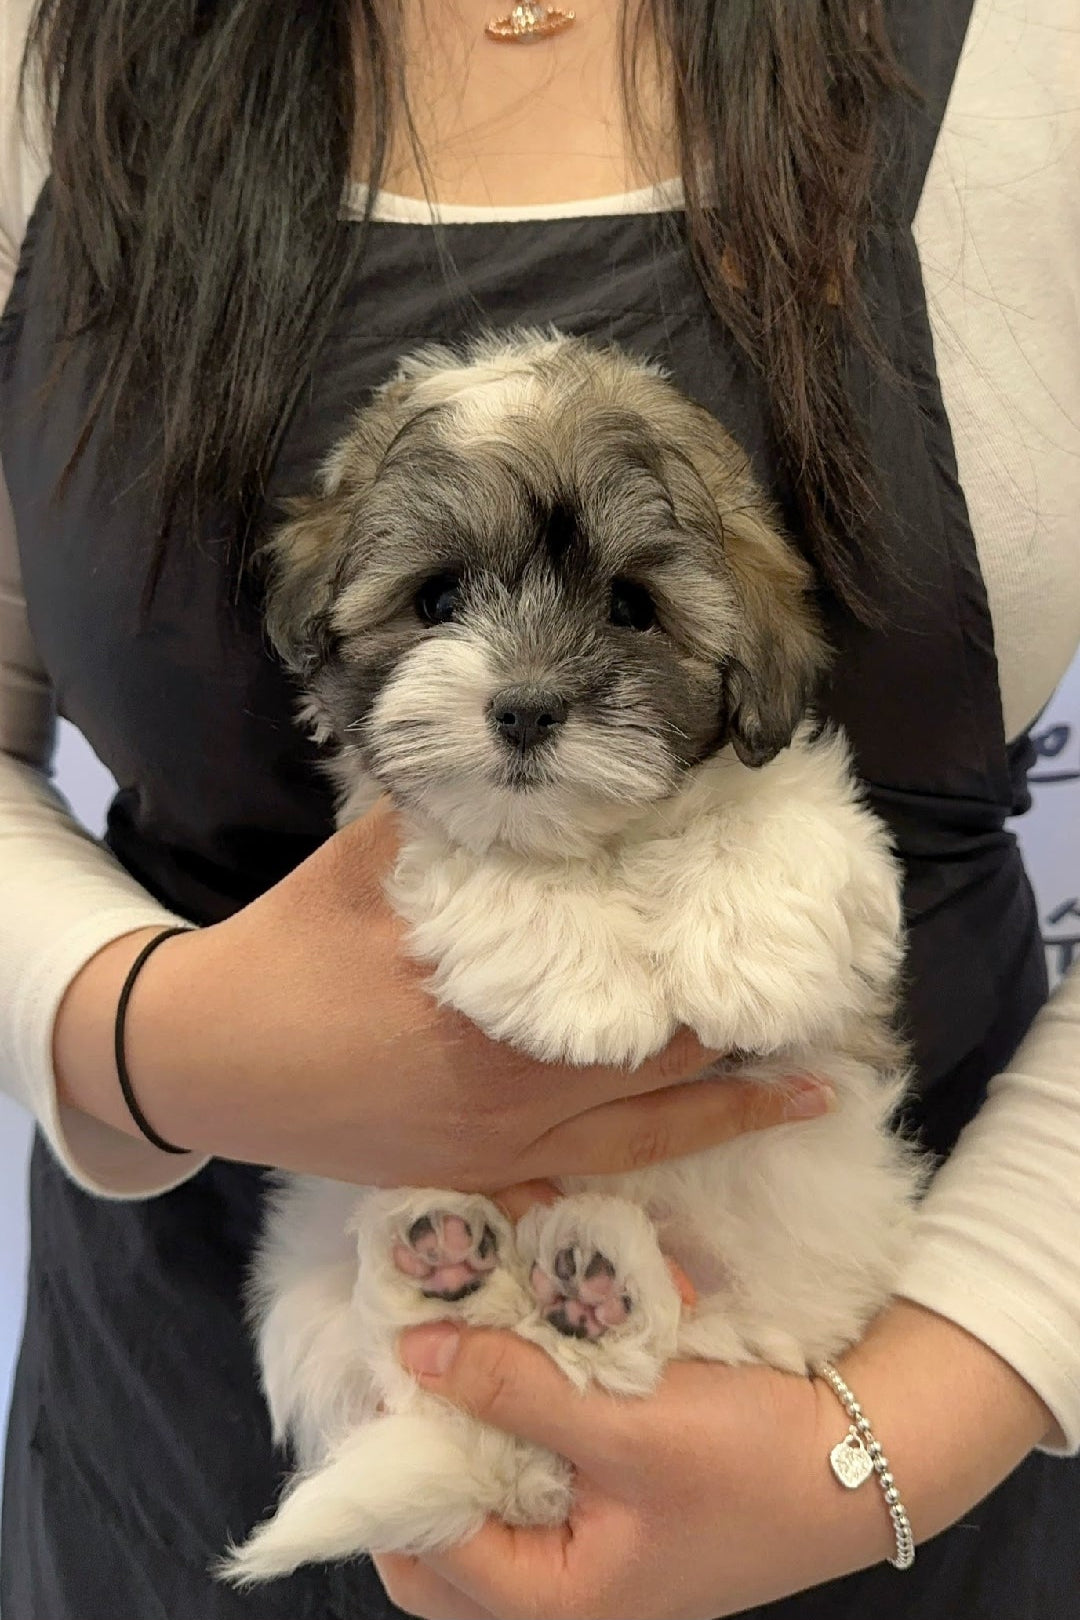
[415,1520,582,1620]
[375,1551,498,1620]
[471,1025,727,1119]
[523,1071,835,1179]
[490,1180,562,1223]
[398,1322,637,1468]
[667,1255,697,1308]
[589,1025,722,1099]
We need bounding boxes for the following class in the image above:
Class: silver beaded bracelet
[815,1360,916,1571]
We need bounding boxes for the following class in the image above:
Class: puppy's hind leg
[222,1408,571,1581]
[231,1190,545,1584]
[251,1177,378,1467]
[355,1189,530,1331]
[516,1194,682,1396]
[387,1196,504,1304]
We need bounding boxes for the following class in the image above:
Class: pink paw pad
[531,1247,632,1340]
[392,1212,499,1302]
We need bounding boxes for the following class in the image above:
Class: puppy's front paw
[530,1246,632,1341]
[428,929,673,1067]
[513,972,672,1067]
[516,1194,681,1396]
[395,844,673,1065]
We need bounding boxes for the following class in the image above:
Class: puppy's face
[267,333,825,853]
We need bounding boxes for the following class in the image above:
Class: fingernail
[782,1079,837,1119]
[399,1322,461,1377]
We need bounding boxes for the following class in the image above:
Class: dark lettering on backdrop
[1028,713,1079,985]
[1044,898,1080,980]
[1031,720,1080,784]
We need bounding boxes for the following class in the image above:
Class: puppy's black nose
[490,688,568,752]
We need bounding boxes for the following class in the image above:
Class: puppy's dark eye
[415,572,462,626]
[610,578,657,632]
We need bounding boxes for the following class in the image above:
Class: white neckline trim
[343,176,685,225]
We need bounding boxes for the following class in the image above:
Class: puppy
[225,329,922,1583]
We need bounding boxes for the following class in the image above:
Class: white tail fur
[223,1409,570,1584]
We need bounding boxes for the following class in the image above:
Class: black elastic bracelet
[113,927,192,1155]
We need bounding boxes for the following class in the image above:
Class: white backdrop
[1,660,1079,1536]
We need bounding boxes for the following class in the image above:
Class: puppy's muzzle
[490,688,569,753]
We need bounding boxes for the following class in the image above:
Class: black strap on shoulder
[882,0,978,224]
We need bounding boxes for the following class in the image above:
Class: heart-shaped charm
[829,1431,874,1489]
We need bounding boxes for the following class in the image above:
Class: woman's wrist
[53,924,202,1149]
[813,1299,1056,1566]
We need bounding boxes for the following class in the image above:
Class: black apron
[2,5,1075,1615]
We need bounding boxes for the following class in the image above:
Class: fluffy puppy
[225,329,923,1585]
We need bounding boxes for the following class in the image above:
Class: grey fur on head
[264,329,828,853]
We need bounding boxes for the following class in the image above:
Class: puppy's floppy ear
[635,380,829,767]
[716,498,828,767]
[657,396,827,767]
[263,372,426,675]
[262,492,348,676]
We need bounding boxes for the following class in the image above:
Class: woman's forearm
[894,964,1080,1455]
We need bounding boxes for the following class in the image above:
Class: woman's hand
[51,800,832,1185]
[375,1299,1055,1620]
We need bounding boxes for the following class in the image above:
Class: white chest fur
[389,725,904,1063]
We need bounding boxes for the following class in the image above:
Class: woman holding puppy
[1,2,1077,1617]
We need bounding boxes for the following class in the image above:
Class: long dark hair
[23,0,906,615]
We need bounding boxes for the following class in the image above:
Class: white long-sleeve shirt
[2,0,1080,1446]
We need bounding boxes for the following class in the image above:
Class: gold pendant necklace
[485,3,576,42]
